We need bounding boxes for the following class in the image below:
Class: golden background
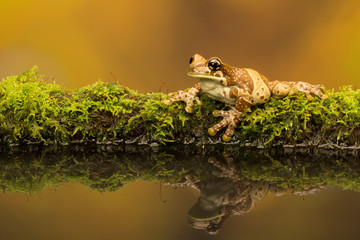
[1,1,360,239]
[0,0,359,91]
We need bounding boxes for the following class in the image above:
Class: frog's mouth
[187,71,226,82]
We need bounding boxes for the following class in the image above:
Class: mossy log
[0,66,360,148]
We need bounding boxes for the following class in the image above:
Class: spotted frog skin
[164,54,325,142]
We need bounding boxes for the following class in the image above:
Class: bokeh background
[0,0,360,91]
[1,0,360,240]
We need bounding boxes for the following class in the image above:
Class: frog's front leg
[209,91,251,142]
[163,83,201,113]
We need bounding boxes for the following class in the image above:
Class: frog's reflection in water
[178,152,323,235]
[1,146,354,235]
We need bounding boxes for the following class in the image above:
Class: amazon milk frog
[164,54,325,142]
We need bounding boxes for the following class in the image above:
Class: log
[0,66,359,148]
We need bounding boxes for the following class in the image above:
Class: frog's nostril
[189,56,194,64]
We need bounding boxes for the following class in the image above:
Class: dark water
[0,145,360,240]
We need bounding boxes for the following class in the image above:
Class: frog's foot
[209,152,239,179]
[269,185,287,196]
[208,109,241,142]
[163,85,201,113]
[290,81,327,100]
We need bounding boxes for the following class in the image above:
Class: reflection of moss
[0,146,213,193]
[0,67,360,147]
[234,149,360,192]
[0,146,359,194]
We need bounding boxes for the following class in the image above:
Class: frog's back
[232,68,271,105]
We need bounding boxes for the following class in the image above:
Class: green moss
[0,66,66,143]
[0,67,359,147]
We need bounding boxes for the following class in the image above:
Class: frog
[164,54,326,142]
[185,152,322,234]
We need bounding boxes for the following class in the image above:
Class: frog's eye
[206,224,220,235]
[207,58,222,71]
[189,56,194,64]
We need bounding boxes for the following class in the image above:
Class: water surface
[0,145,359,240]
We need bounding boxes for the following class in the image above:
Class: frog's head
[188,217,222,235]
[187,193,225,235]
[188,54,232,86]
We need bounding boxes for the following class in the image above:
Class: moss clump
[0,66,359,147]
[0,67,181,144]
[237,86,360,147]
[0,67,65,142]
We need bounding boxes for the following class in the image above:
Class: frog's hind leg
[290,81,326,100]
[208,112,240,141]
[268,80,291,99]
[269,80,326,100]
[209,97,251,142]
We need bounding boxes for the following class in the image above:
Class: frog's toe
[288,89,296,96]
[185,106,193,113]
[213,110,231,117]
[194,97,202,105]
[208,127,217,136]
[313,87,327,99]
[163,99,172,105]
[208,157,217,163]
[222,134,231,142]
[305,93,314,101]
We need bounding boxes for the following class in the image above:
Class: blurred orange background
[0,0,359,92]
[1,1,360,239]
